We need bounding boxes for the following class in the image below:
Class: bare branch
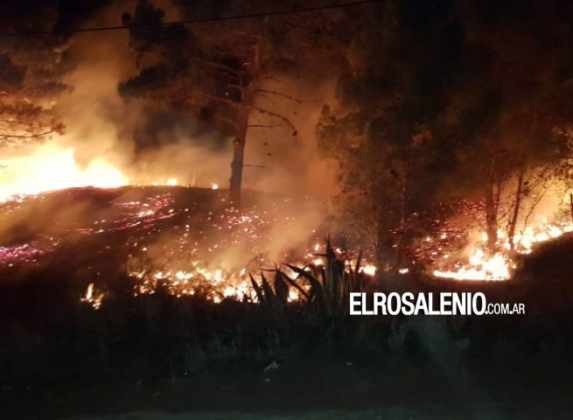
[186,90,241,108]
[243,163,266,168]
[255,88,312,104]
[251,105,298,137]
[187,56,244,80]
[181,91,298,137]
[0,130,55,140]
[248,124,282,128]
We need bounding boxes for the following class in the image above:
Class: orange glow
[0,144,128,202]
[80,283,105,310]
[432,221,573,281]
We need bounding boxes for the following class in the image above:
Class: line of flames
[80,243,380,310]
[4,145,571,305]
[0,145,220,203]
[432,222,573,281]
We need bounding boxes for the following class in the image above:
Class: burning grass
[3,206,573,419]
[3,242,573,420]
[422,215,573,282]
[0,185,380,309]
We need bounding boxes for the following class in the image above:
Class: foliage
[317,0,464,266]
[318,0,573,259]
[250,240,373,321]
[0,10,69,146]
[119,0,350,204]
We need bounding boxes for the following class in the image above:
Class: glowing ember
[80,283,105,310]
[0,243,47,266]
[128,241,378,304]
[131,264,258,302]
[0,155,377,308]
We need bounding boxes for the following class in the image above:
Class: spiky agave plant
[249,270,289,319]
[251,240,373,318]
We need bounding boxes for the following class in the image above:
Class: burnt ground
[0,186,318,283]
[1,187,573,419]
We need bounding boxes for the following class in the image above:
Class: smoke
[245,75,340,199]
[0,1,346,277]
[50,1,340,198]
[36,1,234,190]
[56,23,136,170]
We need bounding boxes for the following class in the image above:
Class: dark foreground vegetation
[2,240,573,420]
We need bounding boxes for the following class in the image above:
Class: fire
[153,178,179,186]
[433,250,513,281]
[4,144,571,287]
[0,145,379,308]
[432,221,573,281]
[0,144,128,202]
[362,264,377,276]
[128,256,378,304]
[0,144,227,203]
[131,264,258,302]
[81,283,105,310]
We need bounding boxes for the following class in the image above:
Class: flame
[0,144,128,202]
[433,250,513,281]
[131,264,258,302]
[362,264,377,276]
[432,221,573,281]
[0,145,378,308]
[127,241,379,305]
[80,283,105,310]
[0,144,227,203]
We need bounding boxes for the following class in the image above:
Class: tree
[319,0,573,268]
[318,0,464,269]
[119,0,324,206]
[0,2,70,147]
[439,0,573,255]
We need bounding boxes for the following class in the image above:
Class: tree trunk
[508,164,525,252]
[230,109,248,206]
[570,192,573,224]
[485,158,498,255]
[229,42,260,207]
[392,164,409,271]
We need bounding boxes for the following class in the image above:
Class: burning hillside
[2,139,573,307]
[6,2,573,419]
[0,183,381,308]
